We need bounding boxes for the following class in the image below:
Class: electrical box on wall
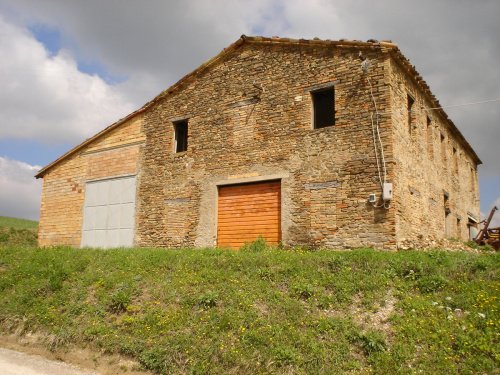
[383,183,393,201]
[368,193,377,203]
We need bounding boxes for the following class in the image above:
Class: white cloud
[0,14,135,144]
[2,1,497,176]
[0,156,41,220]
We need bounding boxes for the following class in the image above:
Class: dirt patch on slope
[0,334,150,375]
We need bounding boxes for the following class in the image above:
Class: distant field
[0,243,498,374]
[0,216,38,230]
[0,216,38,246]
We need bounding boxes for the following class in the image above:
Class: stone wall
[389,59,480,246]
[37,39,480,250]
[136,42,397,249]
[38,115,145,246]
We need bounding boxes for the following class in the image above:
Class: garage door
[217,180,281,249]
[81,176,136,248]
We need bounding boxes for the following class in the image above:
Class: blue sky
[28,23,127,84]
[0,0,498,223]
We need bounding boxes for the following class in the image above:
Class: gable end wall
[136,43,397,249]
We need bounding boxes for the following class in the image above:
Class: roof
[35,35,481,178]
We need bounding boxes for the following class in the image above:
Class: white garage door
[81,176,136,248]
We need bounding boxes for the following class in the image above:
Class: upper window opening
[312,88,335,129]
[453,147,458,174]
[470,167,475,193]
[174,120,188,153]
[440,132,446,163]
[407,94,415,134]
[426,116,433,159]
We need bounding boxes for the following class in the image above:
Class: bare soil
[0,334,150,375]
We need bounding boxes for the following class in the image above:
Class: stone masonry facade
[36,36,481,249]
[389,57,480,245]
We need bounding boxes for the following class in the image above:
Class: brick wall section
[85,146,141,181]
[38,115,145,246]
[136,43,397,249]
[86,115,145,152]
[389,59,480,245]
[38,156,86,246]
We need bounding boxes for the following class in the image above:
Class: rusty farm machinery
[474,206,500,250]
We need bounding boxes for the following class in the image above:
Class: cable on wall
[366,71,390,209]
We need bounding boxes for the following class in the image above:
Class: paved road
[0,347,99,375]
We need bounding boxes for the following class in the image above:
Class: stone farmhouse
[35,36,481,250]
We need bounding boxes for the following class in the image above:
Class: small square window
[312,88,335,129]
[173,120,188,153]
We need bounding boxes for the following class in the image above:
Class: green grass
[0,244,498,374]
[0,216,38,247]
[0,216,38,230]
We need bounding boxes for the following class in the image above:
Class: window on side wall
[407,94,415,134]
[440,133,446,164]
[173,120,188,153]
[426,116,433,159]
[453,147,458,175]
[312,88,335,129]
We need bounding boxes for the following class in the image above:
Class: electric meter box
[383,183,393,201]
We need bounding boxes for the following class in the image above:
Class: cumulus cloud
[0,0,272,96]
[0,14,135,144]
[1,0,498,176]
[0,157,41,220]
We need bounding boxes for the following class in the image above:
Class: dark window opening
[444,193,451,237]
[407,94,415,134]
[453,147,458,174]
[174,120,188,153]
[470,167,475,193]
[440,132,446,164]
[426,116,433,159]
[312,88,335,129]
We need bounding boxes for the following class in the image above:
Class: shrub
[326,257,346,272]
[198,291,218,309]
[139,348,168,373]
[257,268,274,281]
[396,261,424,280]
[292,283,314,300]
[355,331,387,355]
[108,284,132,313]
[240,236,268,252]
[273,345,298,364]
[417,275,448,293]
[47,267,68,292]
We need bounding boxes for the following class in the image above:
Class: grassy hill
[0,243,498,374]
[0,216,38,246]
[0,216,38,230]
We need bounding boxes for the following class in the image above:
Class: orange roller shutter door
[217,180,281,249]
